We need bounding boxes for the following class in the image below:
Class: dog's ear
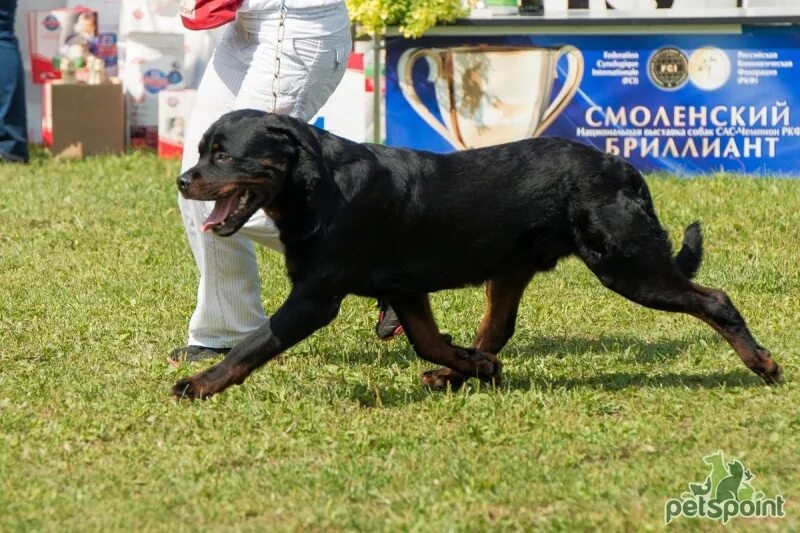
[261,116,331,187]
[267,125,320,159]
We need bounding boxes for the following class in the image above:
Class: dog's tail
[674,221,703,279]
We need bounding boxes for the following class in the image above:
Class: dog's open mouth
[202,188,263,236]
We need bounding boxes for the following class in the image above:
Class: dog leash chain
[269,1,288,114]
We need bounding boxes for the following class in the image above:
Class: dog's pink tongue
[201,193,240,232]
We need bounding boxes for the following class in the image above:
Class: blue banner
[385,26,800,175]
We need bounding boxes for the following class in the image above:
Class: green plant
[347,0,466,38]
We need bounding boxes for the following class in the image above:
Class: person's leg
[0,0,29,163]
[233,7,351,247]
[176,9,352,356]
[177,24,271,353]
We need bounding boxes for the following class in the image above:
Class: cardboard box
[123,31,185,148]
[158,89,196,159]
[43,80,125,157]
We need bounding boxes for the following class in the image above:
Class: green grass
[0,151,798,532]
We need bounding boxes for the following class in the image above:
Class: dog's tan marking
[474,269,535,354]
[390,293,502,389]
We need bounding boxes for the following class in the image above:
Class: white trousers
[179,4,351,348]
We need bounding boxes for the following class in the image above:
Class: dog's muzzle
[177,171,195,193]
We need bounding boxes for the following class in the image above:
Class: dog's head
[177,110,320,236]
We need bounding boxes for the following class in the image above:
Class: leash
[269,0,287,113]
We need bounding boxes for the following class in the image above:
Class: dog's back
[322,135,662,295]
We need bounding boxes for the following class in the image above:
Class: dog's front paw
[420,367,468,390]
[172,376,212,400]
[764,364,783,385]
[751,348,783,385]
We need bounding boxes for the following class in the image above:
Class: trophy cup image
[398,45,584,150]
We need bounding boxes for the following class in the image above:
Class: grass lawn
[1,151,798,532]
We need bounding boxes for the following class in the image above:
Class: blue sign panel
[385,26,800,175]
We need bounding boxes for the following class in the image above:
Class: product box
[66,0,121,33]
[123,31,185,148]
[94,31,119,76]
[42,80,125,157]
[157,89,196,159]
[66,0,122,75]
[118,0,222,89]
[27,8,99,83]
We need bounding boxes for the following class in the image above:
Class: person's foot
[375,301,403,340]
[168,345,230,365]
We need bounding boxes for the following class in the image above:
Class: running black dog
[173,110,781,399]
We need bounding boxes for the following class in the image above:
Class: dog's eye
[214,152,232,164]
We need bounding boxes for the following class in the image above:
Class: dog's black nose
[177,172,194,191]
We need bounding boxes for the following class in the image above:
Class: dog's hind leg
[687,283,781,383]
[571,171,780,384]
[576,235,781,384]
[473,268,535,354]
[388,293,503,390]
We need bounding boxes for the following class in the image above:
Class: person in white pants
[172,0,402,362]
[174,0,343,360]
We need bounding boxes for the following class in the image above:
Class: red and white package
[123,31,186,148]
[158,89,196,159]
[27,8,98,83]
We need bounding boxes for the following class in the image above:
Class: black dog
[173,110,781,399]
